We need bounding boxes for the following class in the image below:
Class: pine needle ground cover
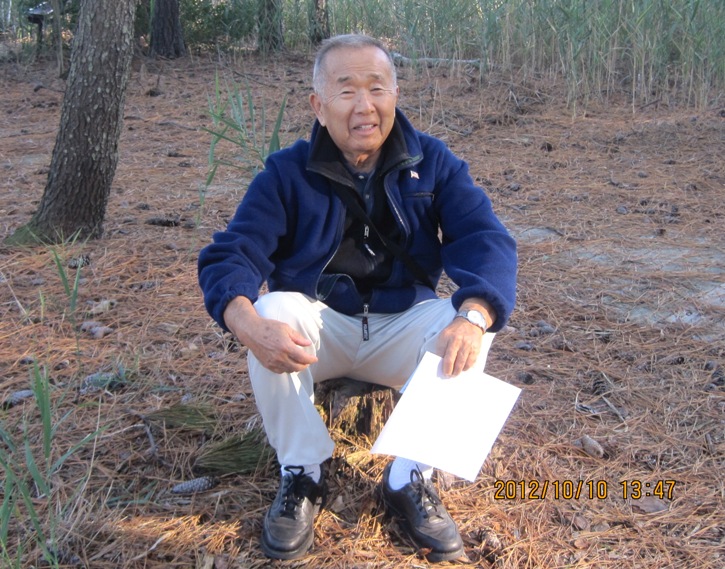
[0,54,722,568]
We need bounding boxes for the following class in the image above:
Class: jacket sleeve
[432,141,518,332]
[197,162,289,331]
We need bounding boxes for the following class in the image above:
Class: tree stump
[315,378,400,442]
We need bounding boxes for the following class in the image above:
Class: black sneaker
[382,463,464,562]
[261,465,325,560]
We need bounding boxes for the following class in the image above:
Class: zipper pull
[363,225,376,257]
[362,303,370,341]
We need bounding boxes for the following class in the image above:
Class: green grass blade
[205,161,219,187]
[50,250,71,302]
[51,427,104,475]
[23,438,50,498]
[0,424,17,455]
[49,248,81,315]
[0,466,17,544]
[268,94,287,156]
[30,363,53,462]
[14,480,51,562]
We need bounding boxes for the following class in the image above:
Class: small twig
[142,421,158,458]
[1,270,32,323]
[638,98,661,110]
[601,395,628,429]
[128,533,170,562]
[125,410,159,458]
[704,433,715,455]
[392,52,481,69]
[155,120,199,131]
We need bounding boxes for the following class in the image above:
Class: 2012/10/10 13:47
[493,479,677,501]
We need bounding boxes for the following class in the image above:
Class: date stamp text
[493,479,676,501]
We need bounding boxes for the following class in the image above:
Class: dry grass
[0,53,723,568]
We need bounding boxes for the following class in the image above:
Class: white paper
[370,351,521,481]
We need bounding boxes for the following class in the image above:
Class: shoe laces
[408,467,444,519]
[279,466,316,518]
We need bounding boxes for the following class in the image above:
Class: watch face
[467,310,485,326]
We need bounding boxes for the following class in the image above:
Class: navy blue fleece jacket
[198,110,517,333]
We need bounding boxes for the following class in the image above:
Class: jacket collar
[306,109,422,184]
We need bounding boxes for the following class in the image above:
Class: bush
[181,0,257,48]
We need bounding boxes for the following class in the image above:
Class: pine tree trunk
[150,0,186,59]
[48,0,64,76]
[7,0,136,245]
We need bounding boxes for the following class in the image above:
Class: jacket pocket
[404,191,435,200]
[316,274,364,314]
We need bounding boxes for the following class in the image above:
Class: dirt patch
[1,54,723,568]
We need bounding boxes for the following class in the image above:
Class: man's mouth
[353,124,377,132]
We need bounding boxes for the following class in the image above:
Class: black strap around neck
[329,182,434,290]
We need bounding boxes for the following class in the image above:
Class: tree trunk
[315,378,399,442]
[257,0,284,55]
[150,0,186,59]
[48,0,64,76]
[6,0,136,245]
[307,0,330,45]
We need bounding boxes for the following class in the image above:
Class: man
[198,34,517,562]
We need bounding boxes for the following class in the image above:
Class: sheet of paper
[370,351,521,481]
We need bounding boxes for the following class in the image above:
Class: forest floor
[0,50,723,568]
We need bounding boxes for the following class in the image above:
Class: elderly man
[198,34,517,562]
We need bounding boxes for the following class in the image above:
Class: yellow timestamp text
[493,479,676,501]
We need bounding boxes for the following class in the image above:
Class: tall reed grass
[321,0,724,107]
[190,0,724,108]
[3,0,720,106]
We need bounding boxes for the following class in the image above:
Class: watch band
[455,309,487,333]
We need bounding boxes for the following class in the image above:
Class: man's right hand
[223,296,318,374]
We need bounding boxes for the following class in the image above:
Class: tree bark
[6,0,136,245]
[257,0,284,55]
[307,0,329,45]
[315,378,399,442]
[150,0,186,59]
[48,0,64,76]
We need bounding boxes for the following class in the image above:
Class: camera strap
[329,181,434,290]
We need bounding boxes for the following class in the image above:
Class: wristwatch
[455,309,487,333]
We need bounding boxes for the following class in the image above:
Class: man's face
[310,45,399,172]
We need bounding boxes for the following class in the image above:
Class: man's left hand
[436,299,495,377]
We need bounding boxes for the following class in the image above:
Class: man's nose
[354,90,375,111]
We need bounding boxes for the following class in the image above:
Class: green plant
[296,0,724,108]
[0,363,103,567]
[49,248,82,320]
[46,243,91,373]
[180,0,256,48]
[205,73,288,184]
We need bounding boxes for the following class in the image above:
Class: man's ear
[309,92,325,126]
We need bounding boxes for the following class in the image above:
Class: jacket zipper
[363,224,376,257]
[312,153,422,335]
[380,169,412,284]
[362,303,369,341]
[381,154,422,248]
[314,205,346,300]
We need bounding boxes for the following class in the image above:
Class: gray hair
[312,34,397,95]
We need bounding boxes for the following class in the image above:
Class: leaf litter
[0,55,723,568]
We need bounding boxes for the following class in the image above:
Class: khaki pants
[248,292,495,466]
